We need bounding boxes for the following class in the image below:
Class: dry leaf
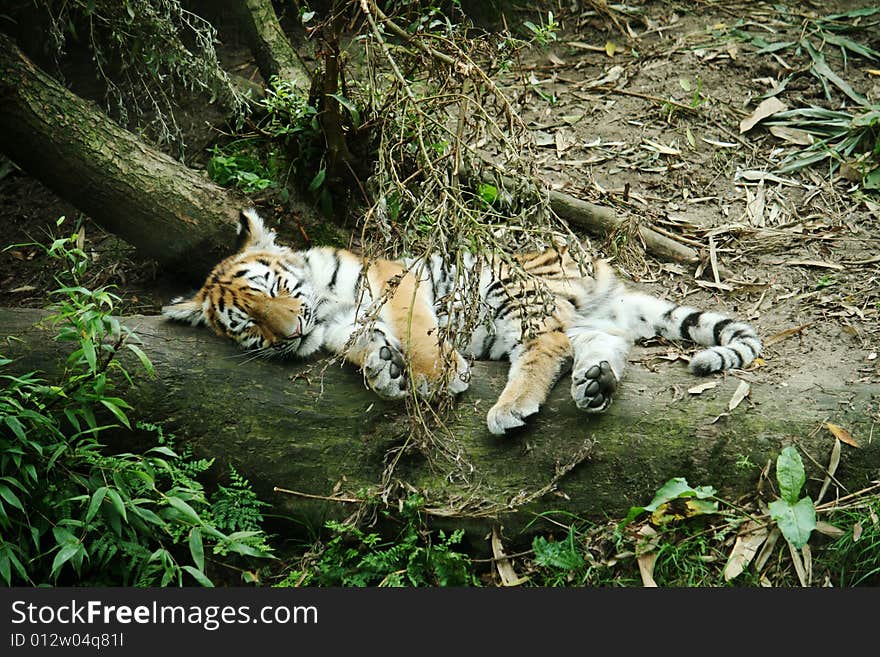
[605,41,618,57]
[701,137,739,148]
[802,544,812,587]
[764,323,812,347]
[723,521,769,581]
[853,521,863,542]
[788,541,809,587]
[816,437,841,505]
[637,553,657,587]
[785,259,844,270]
[814,521,845,538]
[491,527,526,587]
[769,125,813,145]
[642,139,681,156]
[740,97,788,133]
[566,40,606,52]
[728,380,751,411]
[688,381,718,395]
[826,422,860,448]
[754,527,781,572]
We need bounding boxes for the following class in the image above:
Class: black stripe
[680,311,703,340]
[712,318,734,345]
[233,269,248,278]
[257,258,270,267]
[329,252,340,291]
[481,332,495,359]
[485,280,505,299]
[728,346,744,368]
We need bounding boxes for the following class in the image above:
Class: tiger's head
[162,208,319,357]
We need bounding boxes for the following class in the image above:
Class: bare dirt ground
[1,0,878,428]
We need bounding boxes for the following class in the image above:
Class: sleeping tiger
[163,208,762,435]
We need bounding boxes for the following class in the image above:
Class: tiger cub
[163,208,762,435]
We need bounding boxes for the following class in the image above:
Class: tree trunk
[2,307,875,541]
[0,33,241,284]
[226,0,312,93]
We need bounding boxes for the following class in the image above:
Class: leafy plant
[815,496,880,586]
[207,143,277,193]
[0,221,273,586]
[278,495,476,587]
[764,106,880,180]
[624,477,719,525]
[768,446,817,550]
[523,11,560,46]
[41,0,248,151]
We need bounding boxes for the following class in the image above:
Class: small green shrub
[276,495,477,587]
[0,221,273,586]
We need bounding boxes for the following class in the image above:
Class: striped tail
[621,291,762,375]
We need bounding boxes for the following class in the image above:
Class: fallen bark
[2,307,876,540]
[467,165,703,268]
[0,33,241,283]
[549,189,702,267]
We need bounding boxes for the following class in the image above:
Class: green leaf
[189,527,205,571]
[477,183,498,204]
[822,33,880,61]
[327,93,361,128]
[4,416,26,441]
[804,41,868,106]
[100,399,131,429]
[182,565,214,587]
[776,446,806,504]
[105,488,128,522]
[166,496,201,525]
[81,338,97,372]
[146,445,178,458]
[51,544,81,578]
[769,497,816,549]
[125,343,154,376]
[532,535,584,570]
[85,487,108,523]
[0,485,24,512]
[308,168,326,192]
[625,477,716,523]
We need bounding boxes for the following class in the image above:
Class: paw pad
[572,360,617,413]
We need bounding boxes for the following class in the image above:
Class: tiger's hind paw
[364,344,407,400]
[571,360,618,413]
[486,399,540,436]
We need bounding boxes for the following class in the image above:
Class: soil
[1,1,878,432]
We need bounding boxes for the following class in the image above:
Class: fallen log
[0,33,240,283]
[2,307,876,540]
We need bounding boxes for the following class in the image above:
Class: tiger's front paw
[571,360,618,413]
[486,399,540,435]
[448,353,471,395]
[364,344,407,399]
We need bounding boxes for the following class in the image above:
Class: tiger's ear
[162,296,206,326]
[237,207,277,251]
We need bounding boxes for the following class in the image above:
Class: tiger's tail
[623,292,763,374]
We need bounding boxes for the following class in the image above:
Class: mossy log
[2,307,877,540]
[0,33,240,284]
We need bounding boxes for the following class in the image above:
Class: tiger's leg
[567,323,632,413]
[487,328,571,435]
[369,261,470,397]
[322,310,408,400]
